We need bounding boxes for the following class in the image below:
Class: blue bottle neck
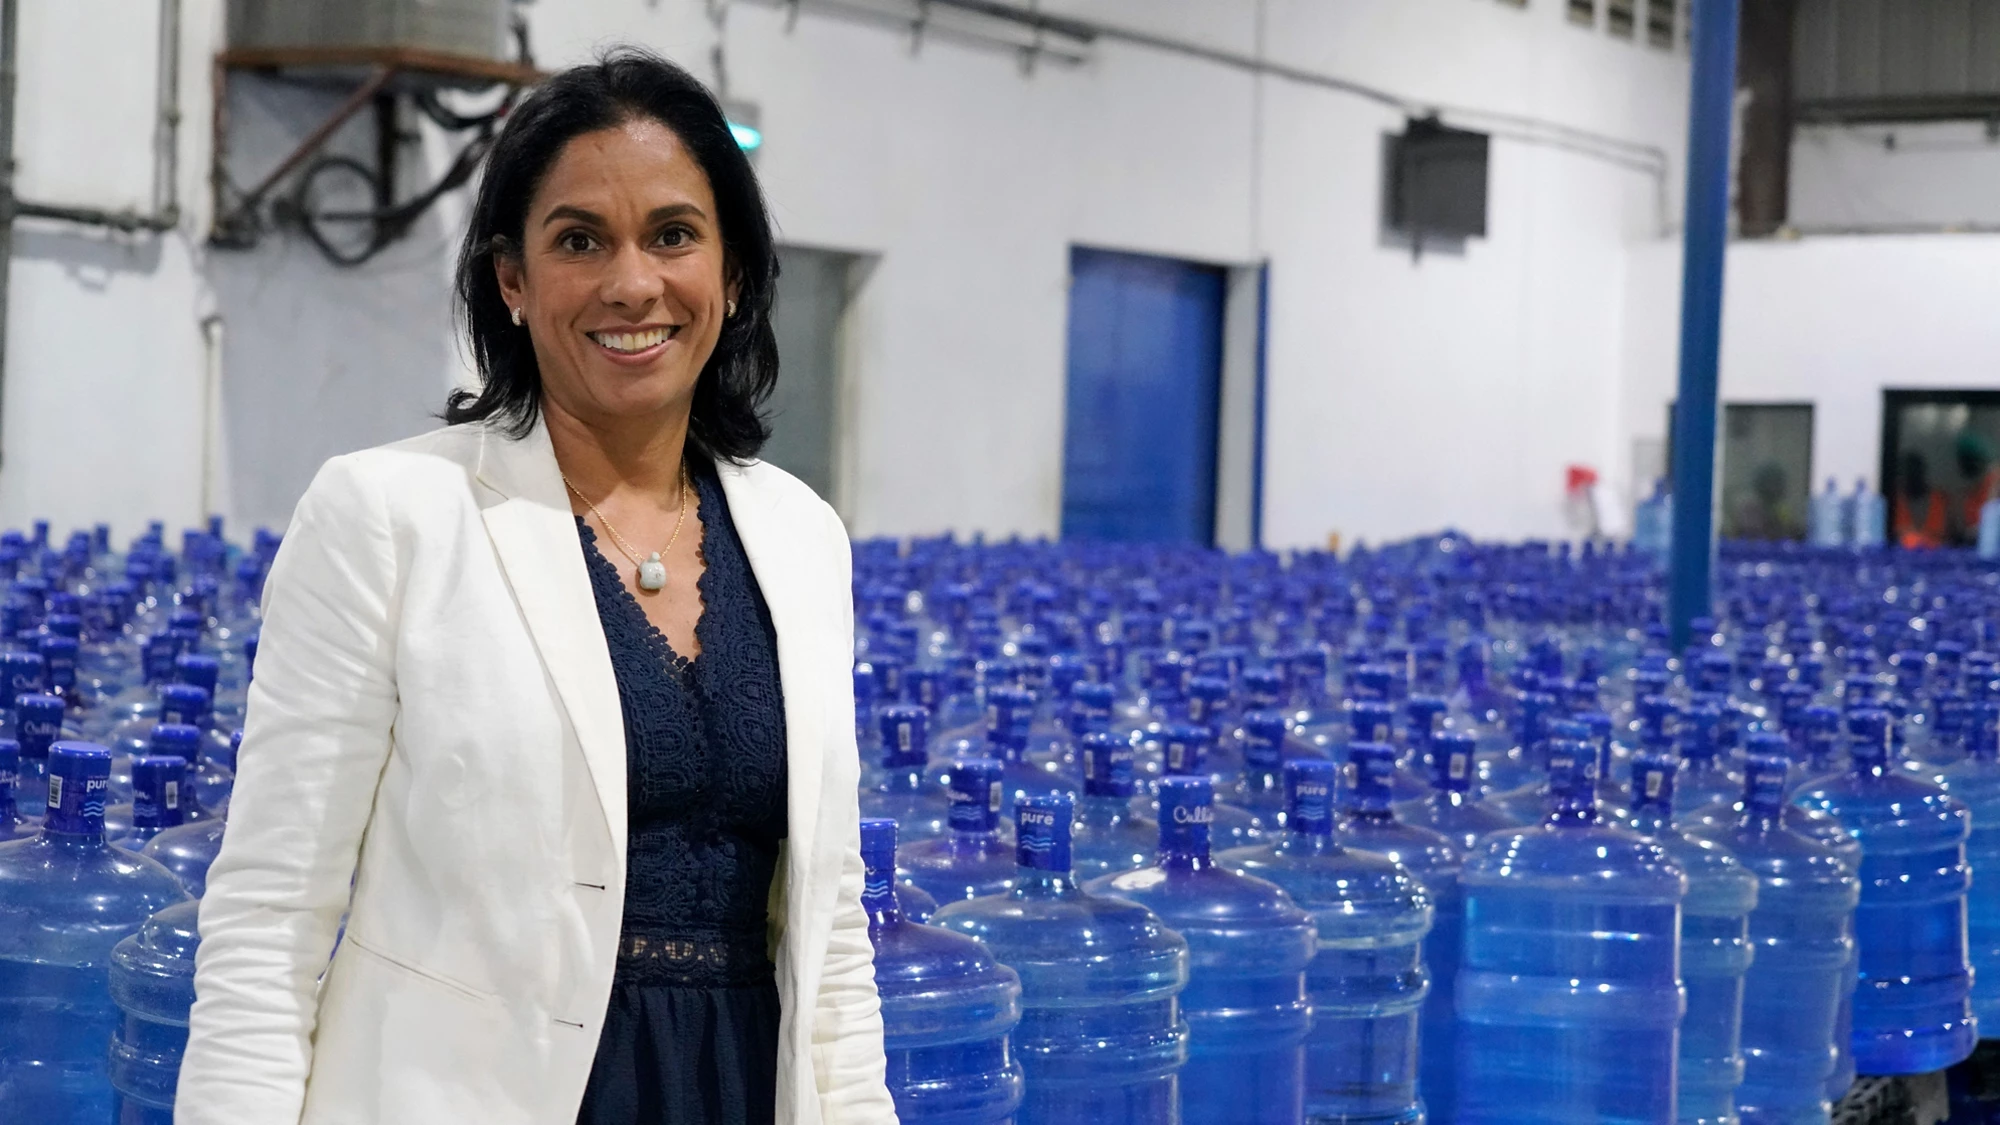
[1011,868,1081,897]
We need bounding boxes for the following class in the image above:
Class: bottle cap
[1285,759,1338,836]
[1014,793,1074,873]
[877,705,928,769]
[1185,676,1230,725]
[1350,700,1396,741]
[175,652,220,693]
[1344,742,1398,812]
[1,650,45,698]
[1067,680,1116,737]
[1430,730,1478,792]
[1630,750,1677,811]
[1161,723,1211,776]
[948,758,1004,833]
[859,817,898,913]
[1742,752,1790,815]
[1545,738,1598,814]
[37,635,78,690]
[904,667,942,712]
[1157,776,1214,860]
[148,722,203,762]
[159,683,211,727]
[983,686,1034,745]
[1080,732,1134,798]
[1241,667,1283,709]
[1241,710,1287,771]
[14,693,64,759]
[131,754,187,830]
[1847,708,1892,765]
[42,612,82,640]
[44,741,112,836]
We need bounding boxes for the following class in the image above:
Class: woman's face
[495,116,736,431]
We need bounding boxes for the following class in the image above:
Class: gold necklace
[561,464,689,592]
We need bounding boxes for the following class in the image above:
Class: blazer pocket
[341,934,501,1008]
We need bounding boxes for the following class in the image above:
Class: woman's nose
[599,241,665,309]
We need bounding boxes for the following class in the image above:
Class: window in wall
[1568,0,1596,26]
[1646,0,1677,48]
[1881,390,2000,549]
[1607,0,1637,39]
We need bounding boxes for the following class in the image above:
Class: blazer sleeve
[811,503,901,1123]
[176,455,403,1124]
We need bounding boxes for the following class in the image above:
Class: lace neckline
[575,466,720,680]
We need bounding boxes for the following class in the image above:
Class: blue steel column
[1669,0,1740,650]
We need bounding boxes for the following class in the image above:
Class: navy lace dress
[574,463,789,1125]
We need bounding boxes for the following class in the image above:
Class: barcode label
[164,781,180,810]
[1645,773,1663,799]
[47,775,62,810]
[1449,753,1469,780]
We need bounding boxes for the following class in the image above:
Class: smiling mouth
[587,326,681,354]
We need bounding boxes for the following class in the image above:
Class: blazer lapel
[474,422,629,861]
[718,462,826,893]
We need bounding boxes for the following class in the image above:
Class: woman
[177,50,896,1125]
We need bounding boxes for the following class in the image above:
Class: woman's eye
[558,231,596,253]
[656,226,691,248]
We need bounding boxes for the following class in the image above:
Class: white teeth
[592,327,673,353]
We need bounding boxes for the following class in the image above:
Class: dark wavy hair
[447,48,778,461]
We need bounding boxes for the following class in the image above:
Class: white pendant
[637,553,668,591]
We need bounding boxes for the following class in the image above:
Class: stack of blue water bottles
[9,513,2000,1122]
[0,518,265,1123]
[850,533,1996,1123]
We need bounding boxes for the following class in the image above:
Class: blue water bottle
[1693,753,1858,1125]
[1408,729,1522,852]
[13,691,66,817]
[863,818,1025,1124]
[1220,758,1433,1124]
[1937,702,2000,1041]
[0,739,33,842]
[1088,776,1315,1125]
[1158,723,1261,848]
[1457,739,1687,1123]
[113,754,188,852]
[861,705,951,844]
[0,742,191,1121]
[1793,707,1977,1073]
[932,794,1190,1125]
[1628,751,1758,1125]
[107,899,203,1123]
[1069,732,1156,881]
[1342,741,1465,1121]
[900,758,1018,904]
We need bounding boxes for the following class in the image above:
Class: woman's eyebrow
[539,203,708,229]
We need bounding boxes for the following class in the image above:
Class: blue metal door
[1060,247,1227,544]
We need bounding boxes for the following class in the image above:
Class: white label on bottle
[1449,753,1469,780]
[47,774,62,810]
[1645,772,1663,799]
[988,781,1003,813]
[164,780,180,810]
[897,724,913,752]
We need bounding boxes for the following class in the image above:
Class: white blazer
[176,419,897,1125]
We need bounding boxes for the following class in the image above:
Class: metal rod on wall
[1669,0,1740,650]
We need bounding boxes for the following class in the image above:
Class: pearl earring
[510,307,523,326]
[726,300,737,319]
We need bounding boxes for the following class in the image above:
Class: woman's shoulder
[295,425,488,525]
[716,458,848,545]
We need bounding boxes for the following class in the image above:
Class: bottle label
[45,774,60,811]
[1015,801,1072,872]
[1449,752,1469,781]
[1644,771,1663,800]
[164,779,179,811]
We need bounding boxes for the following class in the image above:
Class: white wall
[2,0,1692,547]
[1623,233,2000,498]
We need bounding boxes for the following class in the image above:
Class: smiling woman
[176,48,896,1125]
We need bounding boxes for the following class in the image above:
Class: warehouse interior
[12,0,1993,549]
[6,1,2000,1123]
